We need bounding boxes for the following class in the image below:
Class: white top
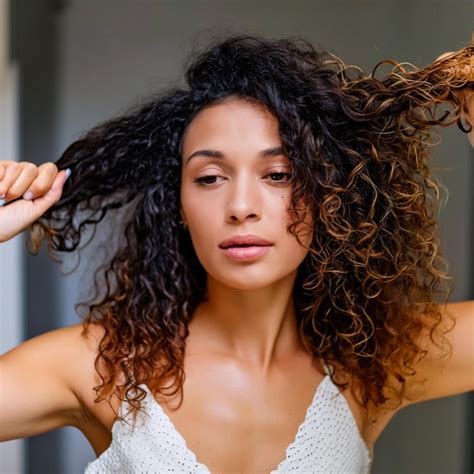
[85,364,373,473]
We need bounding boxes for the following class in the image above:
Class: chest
[150,360,330,472]
[80,352,370,473]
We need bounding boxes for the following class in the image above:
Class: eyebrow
[185,146,286,166]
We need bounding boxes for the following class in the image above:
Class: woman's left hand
[434,50,473,146]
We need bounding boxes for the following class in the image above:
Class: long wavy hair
[26,33,472,426]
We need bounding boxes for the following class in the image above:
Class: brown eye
[194,175,222,185]
[265,172,292,183]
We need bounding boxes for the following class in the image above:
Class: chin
[221,280,274,291]
[212,266,292,291]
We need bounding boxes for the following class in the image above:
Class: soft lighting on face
[179,97,312,290]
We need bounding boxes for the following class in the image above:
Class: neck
[188,270,304,375]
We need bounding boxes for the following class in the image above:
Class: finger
[462,89,474,147]
[434,50,473,82]
[435,51,456,62]
[0,162,22,199]
[0,170,69,242]
[22,162,58,201]
[30,169,69,215]
[5,163,39,201]
[0,160,16,168]
[0,162,15,182]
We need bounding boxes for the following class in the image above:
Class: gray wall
[11,0,473,473]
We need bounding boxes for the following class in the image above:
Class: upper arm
[0,324,86,441]
[401,300,474,409]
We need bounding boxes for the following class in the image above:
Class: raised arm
[0,161,79,440]
[401,48,474,405]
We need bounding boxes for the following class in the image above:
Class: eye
[265,172,292,184]
[193,175,223,185]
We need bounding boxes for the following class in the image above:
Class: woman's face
[179,97,313,290]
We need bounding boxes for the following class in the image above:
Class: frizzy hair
[26,33,472,426]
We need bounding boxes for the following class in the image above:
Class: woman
[0,34,472,473]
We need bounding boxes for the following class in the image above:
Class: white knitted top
[85,364,373,473]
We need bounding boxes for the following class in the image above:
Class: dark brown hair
[26,33,472,426]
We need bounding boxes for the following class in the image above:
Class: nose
[225,172,261,224]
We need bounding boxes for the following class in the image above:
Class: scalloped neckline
[143,374,332,473]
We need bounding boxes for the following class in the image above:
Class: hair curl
[26,33,472,427]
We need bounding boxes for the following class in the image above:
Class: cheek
[187,200,218,235]
[181,196,217,251]
[180,184,206,221]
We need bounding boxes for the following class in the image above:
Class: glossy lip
[218,234,273,249]
[220,244,272,261]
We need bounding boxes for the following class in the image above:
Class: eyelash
[193,172,293,186]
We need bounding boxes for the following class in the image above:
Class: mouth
[218,234,273,249]
[219,244,273,261]
[218,234,274,260]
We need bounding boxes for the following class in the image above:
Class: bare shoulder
[58,321,109,399]
[62,320,105,359]
[43,321,121,435]
[64,322,125,432]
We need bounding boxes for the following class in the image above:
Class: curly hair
[25,33,472,427]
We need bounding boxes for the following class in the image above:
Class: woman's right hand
[434,50,474,147]
[0,161,70,243]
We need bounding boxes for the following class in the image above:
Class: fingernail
[0,198,5,206]
[65,168,72,181]
[23,191,33,200]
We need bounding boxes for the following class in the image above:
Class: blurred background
[0,0,472,473]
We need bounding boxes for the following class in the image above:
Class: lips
[219,234,273,249]
[220,244,272,261]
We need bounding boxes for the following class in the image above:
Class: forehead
[180,98,281,154]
